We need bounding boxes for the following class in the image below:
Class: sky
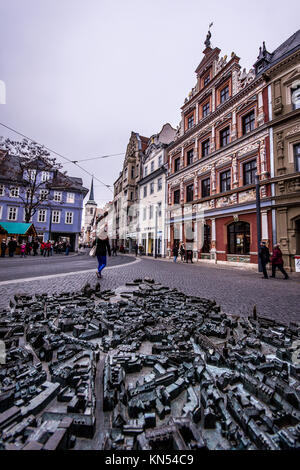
[0,0,299,206]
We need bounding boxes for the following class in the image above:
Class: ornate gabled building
[166,29,272,266]
[137,123,176,257]
[259,29,300,271]
[112,132,148,252]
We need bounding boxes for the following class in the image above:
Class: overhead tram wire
[0,121,114,193]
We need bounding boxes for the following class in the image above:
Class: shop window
[243,159,257,185]
[227,221,250,255]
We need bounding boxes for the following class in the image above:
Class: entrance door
[227,222,250,255]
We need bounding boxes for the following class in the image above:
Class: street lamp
[255,173,262,273]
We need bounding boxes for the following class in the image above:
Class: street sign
[295,256,300,273]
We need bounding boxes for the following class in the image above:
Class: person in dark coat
[134,243,138,257]
[173,244,179,263]
[33,239,39,256]
[259,241,270,279]
[271,244,289,279]
[1,239,7,257]
[92,226,111,278]
[8,238,17,257]
[179,243,185,262]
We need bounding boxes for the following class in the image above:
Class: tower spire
[86,176,96,204]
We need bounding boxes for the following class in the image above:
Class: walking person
[112,244,117,256]
[179,243,185,262]
[173,244,179,263]
[134,243,138,257]
[92,225,111,278]
[1,239,7,257]
[40,241,45,256]
[271,244,289,280]
[259,241,270,279]
[65,241,71,256]
[33,239,39,256]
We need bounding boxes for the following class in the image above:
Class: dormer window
[41,171,50,182]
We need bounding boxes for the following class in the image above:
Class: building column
[195,104,199,125]
[194,137,198,160]
[257,91,265,126]
[211,87,216,112]
[211,125,215,153]
[231,110,237,140]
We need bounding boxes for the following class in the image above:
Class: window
[28,169,36,181]
[174,157,180,172]
[0,206,2,219]
[294,144,300,172]
[201,178,210,198]
[10,187,19,197]
[187,114,194,129]
[0,184,4,196]
[291,84,300,110]
[220,127,230,147]
[242,111,255,135]
[52,210,61,224]
[151,161,154,172]
[143,207,147,220]
[7,206,18,221]
[131,166,135,179]
[23,209,32,222]
[39,189,49,200]
[65,211,73,224]
[130,191,133,200]
[228,222,250,255]
[150,182,154,194]
[204,75,210,87]
[202,102,210,117]
[243,159,257,185]
[220,85,229,103]
[220,170,231,192]
[187,149,194,166]
[149,205,153,219]
[157,178,162,191]
[158,202,162,217]
[158,155,163,167]
[54,191,62,202]
[90,208,94,215]
[41,171,50,182]
[202,139,210,157]
[202,224,211,253]
[144,166,148,177]
[67,192,75,203]
[38,209,47,223]
[143,186,147,198]
[173,189,180,204]
[186,184,194,202]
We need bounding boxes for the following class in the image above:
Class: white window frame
[7,206,18,221]
[23,208,33,222]
[158,155,163,167]
[65,211,73,224]
[0,184,5,196]
[28,169,36,181]
[37,209,47,223]
[53,191,62,202]
[66,192,75,204]
[0,206,3,219]
[10,187,20,198]
[41,171,50,182]
[52,210,61,224]
[39,189,49,201]
[157,178,162,191]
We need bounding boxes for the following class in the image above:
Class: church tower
[84,177,97,244]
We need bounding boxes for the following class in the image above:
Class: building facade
[166,31,272,266]
[112,132,148,252]
[137,123,176,256]
[261,30,300,271]
[0,149,88,250]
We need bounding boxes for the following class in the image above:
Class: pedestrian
[44,240,51,257]
[134,243,138,257]
[179,243,185,262]
[40,241,45,256]
[1,239,7,257]
[20,241,26,258]
[50,241,54,256]
[173,244,179,263]
[33,239,39,256]
[65,241,70,256]
[271,244,289,280]
[25,241,32,256]
[259,241,270,279]
[112,244,117,256]
[92,224,111,278]
[8,238,17,257]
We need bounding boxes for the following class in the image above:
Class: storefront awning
[0,222,37,236]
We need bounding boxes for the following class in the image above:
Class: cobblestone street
[0,254,299,324]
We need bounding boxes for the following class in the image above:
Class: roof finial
[204,22,213,48]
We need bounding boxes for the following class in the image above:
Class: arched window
[227,221,250,255]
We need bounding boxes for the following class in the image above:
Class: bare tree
[0,138,63,223]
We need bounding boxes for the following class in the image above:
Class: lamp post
[154,205,158,258]
[255,173,262,273]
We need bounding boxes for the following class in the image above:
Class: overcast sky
[0,0,299,206]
